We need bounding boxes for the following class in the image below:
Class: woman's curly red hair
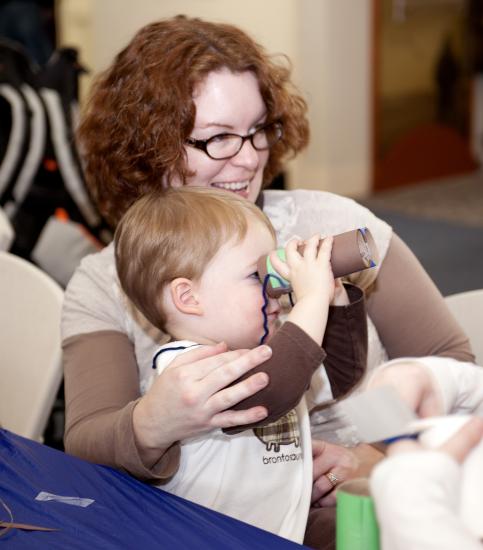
[78,15,309,227]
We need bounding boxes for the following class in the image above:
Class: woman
[62,15,473,548]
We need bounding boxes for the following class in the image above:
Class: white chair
[0,206,14,251]
[0,251,63,441]
[445,289,483,365]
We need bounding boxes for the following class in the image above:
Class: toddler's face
[194,217,280,349]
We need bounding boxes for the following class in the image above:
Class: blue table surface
[0,429,307,549]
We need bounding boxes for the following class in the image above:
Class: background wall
[381,1,465,98]
[57,0,372,197]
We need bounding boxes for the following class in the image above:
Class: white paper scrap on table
[35,491,95,508]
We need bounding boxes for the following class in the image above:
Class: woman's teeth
[212,181,248,191]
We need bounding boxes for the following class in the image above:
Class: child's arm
[223,236,368,433]
[275,235,369,400]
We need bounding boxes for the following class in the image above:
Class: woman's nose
[231,139,260,169]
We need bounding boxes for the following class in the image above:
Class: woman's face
[173,69,270,203]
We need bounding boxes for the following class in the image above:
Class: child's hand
[270,234,335,345]
[270,234,335,304]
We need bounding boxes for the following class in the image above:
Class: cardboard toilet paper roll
[336,478,380,550]
[258,227,379,298]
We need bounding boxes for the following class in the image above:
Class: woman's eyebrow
[197,122,235,131]
[196,113,268,132]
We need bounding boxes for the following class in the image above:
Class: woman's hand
[133,342,271,465]
[311,439,359,507]
[367,360,444,418]
[311,440,385,507]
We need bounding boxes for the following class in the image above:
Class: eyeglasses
[185,121,283,160]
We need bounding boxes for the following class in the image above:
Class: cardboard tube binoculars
[257,227,379,298]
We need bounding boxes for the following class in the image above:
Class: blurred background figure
[435,37,461,128]
[0,0,55,67]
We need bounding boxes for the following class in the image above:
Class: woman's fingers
[210,406,268,429]
[311,439,359,506]
[168,345,271,429]
[316,491,338,508]
[205,367,269,415]
[167,341,228,370]
[143,347,270,441]
[200,345,271,395]
[170,344,269,381]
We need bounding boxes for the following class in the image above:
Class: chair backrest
[0,206,14,251]
[0,251,63,441]
[445,289,483,365]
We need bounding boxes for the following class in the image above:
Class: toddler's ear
[169,278,203,316]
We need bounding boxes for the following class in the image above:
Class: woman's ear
[169,278,203,316]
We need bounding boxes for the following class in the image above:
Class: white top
[370,356,483,550]
[152,340,313,543]
[62,189,393,441]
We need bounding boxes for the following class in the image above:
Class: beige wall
[296,1,371,197]
[57,0,372,197]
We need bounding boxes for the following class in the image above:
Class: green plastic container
[336,478,380,550]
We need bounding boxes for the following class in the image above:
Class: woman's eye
[249,271,260,280]
[210,134,231,143]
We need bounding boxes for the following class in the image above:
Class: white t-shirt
[152,341,313,543]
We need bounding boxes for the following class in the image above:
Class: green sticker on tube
[265,248,289,290]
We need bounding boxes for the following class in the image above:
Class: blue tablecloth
[0,429,306,549]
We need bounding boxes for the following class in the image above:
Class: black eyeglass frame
[185,121,283,160]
